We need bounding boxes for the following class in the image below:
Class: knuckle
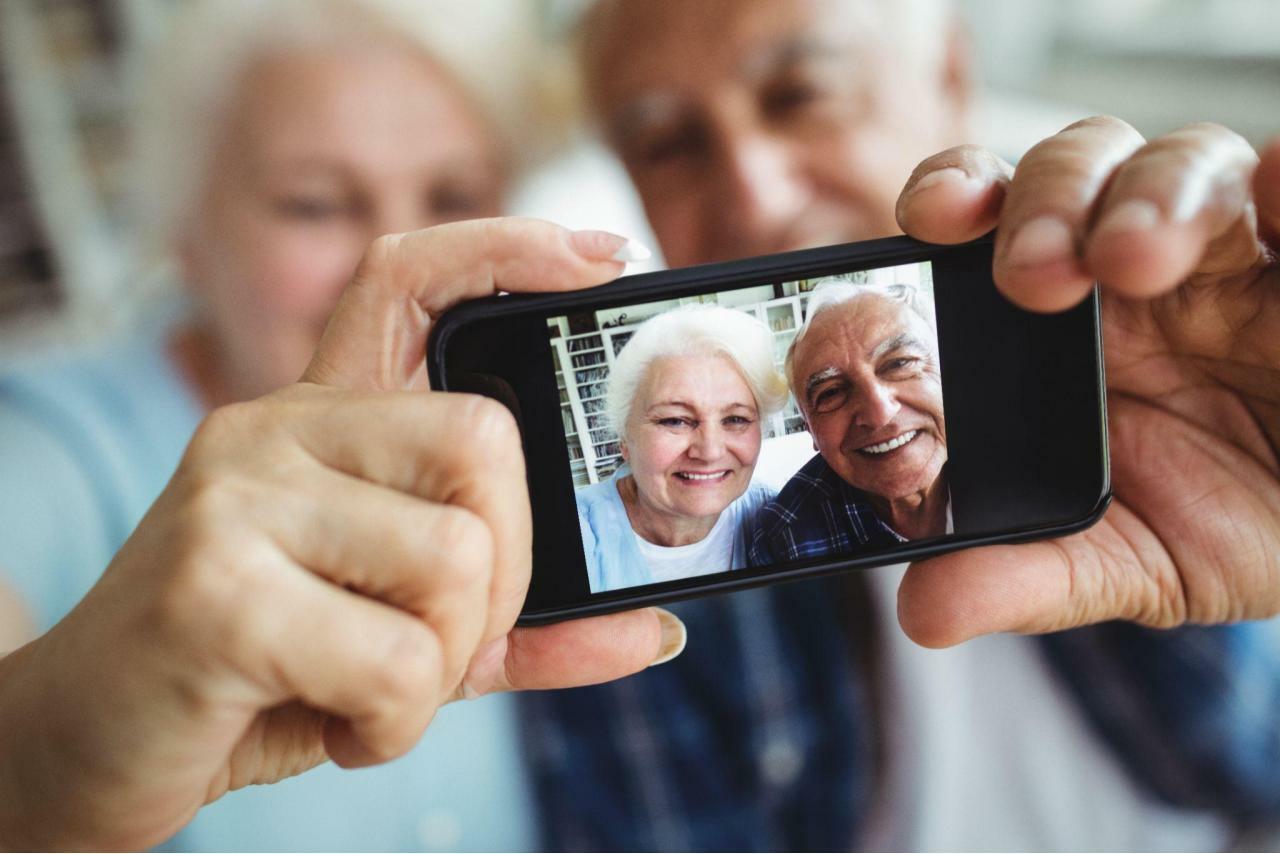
[1061,114,1141,140]
[359,233,406,276]
[430,508,494,582]
[370,624,441,710]
[155,526,263,663]
[459,394,521,452]
[187,402,257,460]
[438,394,522,483]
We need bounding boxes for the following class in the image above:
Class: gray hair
[784,278,938,397]
[128,0,538,266]
[606,304,789,441]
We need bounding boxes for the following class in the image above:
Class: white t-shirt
[635,508,737,585]
[861,563,1230,852]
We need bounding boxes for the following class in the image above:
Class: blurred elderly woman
[0,1,544,849]
[578,305,789,592]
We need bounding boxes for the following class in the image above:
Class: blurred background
[1,0,1278,359]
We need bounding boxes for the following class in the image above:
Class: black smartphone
[428,235,1109,625]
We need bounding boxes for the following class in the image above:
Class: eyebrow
[740,36,845,81]
[803,366,843,400]
[646,400,756,415]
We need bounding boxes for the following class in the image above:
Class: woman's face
[180,46,505,401]
[622,353,763,524]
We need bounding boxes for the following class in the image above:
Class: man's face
[792,295,946,501]
[585,0,967,267]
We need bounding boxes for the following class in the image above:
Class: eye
[632,123,707,168]
[882,356,921,377]
[656,416,692,429]
[762,79,821,119]
[723,414,755,428]
[429,183,491,218]
[275,196,349,221]
[811,385,848,414]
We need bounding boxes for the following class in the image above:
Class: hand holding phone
[895,119,1280,645]
[0,218,681,850]
[430,234,1111,623]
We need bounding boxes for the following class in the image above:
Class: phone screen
[430,236,1108,622]
[550,260,945,595]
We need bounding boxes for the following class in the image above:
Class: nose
[687,421,727,462]
[852,378,900,431]
[710,127,809,255]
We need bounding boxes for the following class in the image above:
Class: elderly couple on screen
[578,278,950,592]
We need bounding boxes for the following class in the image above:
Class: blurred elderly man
[752,282,949,565]
[522,0,1280,850]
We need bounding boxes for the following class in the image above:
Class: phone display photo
[428,235,1110,624]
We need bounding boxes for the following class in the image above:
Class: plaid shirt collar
[749,453,904,566]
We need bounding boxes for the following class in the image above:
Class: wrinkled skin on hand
[895,119,1280,644]
[0,219,673,850]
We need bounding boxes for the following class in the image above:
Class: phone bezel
[428,235,1111,625]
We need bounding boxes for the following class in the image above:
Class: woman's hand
[894,119,1280,645]
[0,218,683,851]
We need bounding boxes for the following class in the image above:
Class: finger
[1085,123,1261,297]
[996,116,1146,312]
[281,389,532,643]
[303,218,640,391]
[261,463,495,677]
[896,144,1013,244]
[447,607,687,701]
[1255,136,1280,248]
[896,506,1169,647]
[219,557,450,769]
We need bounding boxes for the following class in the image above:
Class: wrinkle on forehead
[582,0,882,103]
[794,296,933,382]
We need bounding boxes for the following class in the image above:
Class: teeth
[677,471,728,481]
[861,430,918,455]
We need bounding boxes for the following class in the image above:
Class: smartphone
[427,235,1109,625]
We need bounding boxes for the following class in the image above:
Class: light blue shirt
[576,466,774,592]
[0,311,536,852]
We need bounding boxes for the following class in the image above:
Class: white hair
[128,0,539,265]
[606,304,788,441]
[784,278,938,396]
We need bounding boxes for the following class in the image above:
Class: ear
[797,413,817,451]
[619,438,629,462]
[938,18,974,138]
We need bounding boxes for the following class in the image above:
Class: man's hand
[0,219,683,850]
[894,119,1280,645]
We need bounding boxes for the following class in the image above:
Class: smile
[674,470,732,482]
[858,430,919,455]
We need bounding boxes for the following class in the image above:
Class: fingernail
[1093,199,1161,239]
[906,167,978,196]
[1005,216,1075,268]
[648,608,687,667]
[569,229,652,263]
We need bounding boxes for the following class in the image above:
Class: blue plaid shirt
[746,453,902,566]
[520,455,1280,849]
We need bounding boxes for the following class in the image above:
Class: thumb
[1256,136,1280,249]
[449,608,687,701]
[302,217,645,391]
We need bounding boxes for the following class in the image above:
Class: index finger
[995,116,1145,312]
[303,218,643,391]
